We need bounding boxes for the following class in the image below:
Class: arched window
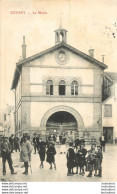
[71,80,78,95]
[59,80,66,95]
[46,80,53,95]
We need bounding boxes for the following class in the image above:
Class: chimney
[89,49,94,58]
[102,55,105,63]
[22,36,26,59]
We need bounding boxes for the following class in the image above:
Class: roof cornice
[11,42,108,90]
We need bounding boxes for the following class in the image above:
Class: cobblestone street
[0,144,117,182]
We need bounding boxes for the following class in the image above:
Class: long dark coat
[46,145,56,164]
[14,137,19,149]
[67,148,76,168]
[1,141,12,156]
[78,148,87,167]
[95,150,103,170]
[75,151,80,166]
[38,141,46,161]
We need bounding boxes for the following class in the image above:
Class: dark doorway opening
[103,127,113,143]
[46,111,78,134]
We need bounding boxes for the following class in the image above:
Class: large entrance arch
[46,111,78,132]
[40,105,84,131]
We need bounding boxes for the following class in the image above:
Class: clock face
[56,49,69,64]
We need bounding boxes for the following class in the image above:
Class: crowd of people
[0,133,105,178]
[67,142,103,177]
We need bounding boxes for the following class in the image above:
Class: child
[78,143,87,176]
[74,145,80,174]
[46,143,56,170]
[66,143,76,176]
[86,150,94,177]
[87,143,97,177]
[95,145,103,177]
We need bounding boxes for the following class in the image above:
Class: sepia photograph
[0,0,117,183]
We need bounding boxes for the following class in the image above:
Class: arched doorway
[40,105,84,136]
[46,111,78,135]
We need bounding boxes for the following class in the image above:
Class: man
[14,135,20,152]
[1,136,17,175]
[9,134,14,152]
[33,134,38,154]
[20,135,33,175]
[99,135,106,152]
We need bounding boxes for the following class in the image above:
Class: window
[59,80,66,95]
[46,80,53,95]
[71,80,78,95]
[104,104,112,117]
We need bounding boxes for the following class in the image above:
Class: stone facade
[12,29,107,142]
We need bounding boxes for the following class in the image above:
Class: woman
[20,135,33,175]
[38,138,46,168]
[46,143,56,170]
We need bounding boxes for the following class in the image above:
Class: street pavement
[0,144,117,182]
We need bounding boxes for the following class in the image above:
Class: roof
[11,42,108,90]
[105,72,117,82]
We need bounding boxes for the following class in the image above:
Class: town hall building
[11,28,109,142]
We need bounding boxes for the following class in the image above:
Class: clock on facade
[55,49,69,64]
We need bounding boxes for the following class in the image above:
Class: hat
[97,145,101,148]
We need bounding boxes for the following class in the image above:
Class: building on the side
[11,28,108,142]
[102,72,117,143]
[3,105,15,137]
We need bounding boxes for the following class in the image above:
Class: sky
[0,0,117,113]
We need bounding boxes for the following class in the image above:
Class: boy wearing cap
[78,143,87,176]
[87,143,97,177]
[1,136,17,175]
